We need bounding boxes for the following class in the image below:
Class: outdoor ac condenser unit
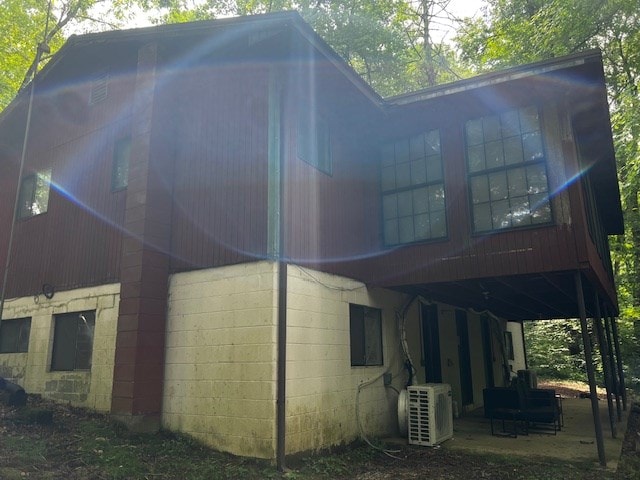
[407,383,454,446]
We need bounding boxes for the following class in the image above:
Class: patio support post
[593,296,616,438]
[574,272,606,466]
[610,314,627,410]
[603,305,622,420]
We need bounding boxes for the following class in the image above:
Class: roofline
[384,49,604,106]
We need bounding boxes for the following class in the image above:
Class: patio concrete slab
[442,397,627,470]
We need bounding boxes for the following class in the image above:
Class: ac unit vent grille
[407,384,453,446]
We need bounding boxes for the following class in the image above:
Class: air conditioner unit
[517,369,538,389]
[407,383,453,446]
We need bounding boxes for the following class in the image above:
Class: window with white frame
[381,130,446,245]
[349,304,383,366]
[51,311,95,371]
[465,106,552,232]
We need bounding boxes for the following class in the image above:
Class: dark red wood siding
[168,64,270,271]
[0,64,136,299]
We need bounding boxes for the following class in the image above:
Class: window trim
[349,304,383,367]
[0,318,31,354]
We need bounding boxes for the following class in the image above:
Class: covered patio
[445,396,629,470]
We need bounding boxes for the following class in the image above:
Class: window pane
[527,164,548,194]
[0,320,20,353]
[349,305,365,366]
[398,216,414,244]
[485,141,505,169]
[523,131,543,161]
[465,118,483,146]
[470,175,489,205]
[383,194,398,219]
[426,154,443,181]
[51,315,78,371]
[503,136,524,165]
[483,115,501,141]
[75,312,95,370]
[384,219,399,245]
[414,213,430,240]
[363,308,383,365]
[428,184,445,211]
[430,210,447,238]
[395,162,411,189]
[507,167,527,197]
[413,187,428,215]
[510,196,531,226]
[501,110,521,137]
[34,170,51,215]
[18,176,36,218]
[395,139,410,163]
[426,130,440,154]
[411,159,427,185]
[519,106,540,133]
[492,199,511,229]
[473,203,492,232]
[409,134,425,160]
[530,193,552,224]
[488,171,508,201]
[397,191,413,217]
[17,320,30,353]
[467,145,485,172]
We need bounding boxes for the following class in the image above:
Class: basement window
[51,311,95,371]
[0,318,31,353]
[349,304,383,366]
[18,169,51,219]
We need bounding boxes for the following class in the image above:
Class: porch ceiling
[403,271,604,321]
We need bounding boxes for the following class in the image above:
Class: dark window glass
[349,304,383,366]
[0,318,31,353]
[51,311,96,371]
[465,106,551,233]
[18,169,51,218]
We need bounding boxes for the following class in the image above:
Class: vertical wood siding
[169,64,270,271]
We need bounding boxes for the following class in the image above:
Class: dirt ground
[0,381,638,480]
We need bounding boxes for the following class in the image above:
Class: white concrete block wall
[163,261,278,459]
[285,265,407,454]
[0,284,120,411]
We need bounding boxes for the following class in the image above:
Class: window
[381,130,446,245]
[112,137,131,190]
[297,109,331,174]
[349,304,383,366]
[18,169,51,218]
[0,318,31,353]
[465,106,552,233]
[51,311,95,371]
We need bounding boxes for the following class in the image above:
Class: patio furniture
[483,387,522,437]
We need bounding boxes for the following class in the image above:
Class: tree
[0,0,134,110]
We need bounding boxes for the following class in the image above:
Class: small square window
[349,304,383,367]
[0,318,31,353]
[51,311,95,371]
[18,169,51,218]
[112,137,131,191]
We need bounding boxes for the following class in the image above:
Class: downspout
[268,65,287,470]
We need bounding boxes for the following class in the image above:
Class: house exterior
[0,12,623,461]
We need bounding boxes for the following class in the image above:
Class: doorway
[421,303,442,383]
[456,310,474,406]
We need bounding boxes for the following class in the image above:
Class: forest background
[1,0,638,389]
